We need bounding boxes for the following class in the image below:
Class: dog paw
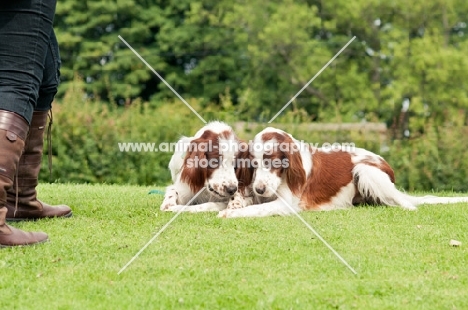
[166,205,187,212]
[160,199,177,211]
[160,195,177,211]
[217,209,230,218]
[227,192,246,209]
[227,198,244,209]
[160,203,173,211]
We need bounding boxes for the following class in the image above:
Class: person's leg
[0,0,58,245]
[5,30,72,221]
[0,0,58,122]
[37,29,61,112]
[0,111,48,246]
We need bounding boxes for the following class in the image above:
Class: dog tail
[409,195,468,206]
[353,163,468,210]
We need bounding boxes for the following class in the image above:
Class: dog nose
[255,186,265,195]
[226,185,238,196]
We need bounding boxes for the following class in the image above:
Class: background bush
[386,118,468,192]
[40,82,468,191]
[43,81,197,185]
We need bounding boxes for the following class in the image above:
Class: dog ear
[235,141,254,193]
[284,144,306,197]
[181,139,207,192]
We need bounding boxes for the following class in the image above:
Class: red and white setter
[161,121,251,212]
[219,127,468,218]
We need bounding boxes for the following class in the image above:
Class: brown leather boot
[0,111,48,247]
[0,207,48,247]
[6,110,72,221]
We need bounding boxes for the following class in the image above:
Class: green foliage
[41,81,468,191]
[54,0,468,125]
[42,79,202,185]
[55,0,165,103]
[385,115,468,192]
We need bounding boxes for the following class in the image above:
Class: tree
[54,0,468,127]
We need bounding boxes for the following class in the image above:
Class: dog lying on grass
[218,127,468,218]
[160,121,252,212]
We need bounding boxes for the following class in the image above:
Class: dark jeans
[0,0,60,124]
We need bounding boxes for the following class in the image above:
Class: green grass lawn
[1,184,468,309]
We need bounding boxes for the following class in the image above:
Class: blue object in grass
[148,189,165,195]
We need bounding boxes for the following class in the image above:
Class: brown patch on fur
[181,130,221,192]
[285,150,306,197]
[301,150,354,210]
[235,140,254,192]
[219,129,234,140]
[261,131,306,197]
[378,159,395,183]
[181,146,208,192]
[261,131,281,141]
[359,158,395,183]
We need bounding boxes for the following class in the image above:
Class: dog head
[181,121,239,198]
[250,127,306,198]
